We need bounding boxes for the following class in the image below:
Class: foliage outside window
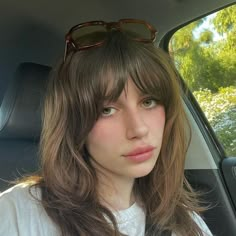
[169,5,236,156]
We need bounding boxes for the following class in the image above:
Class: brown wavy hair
[32,31,205,235]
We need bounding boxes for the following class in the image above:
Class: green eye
[142,99,157,108]
[101,107,116,116]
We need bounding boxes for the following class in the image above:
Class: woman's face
[86,78,165,181]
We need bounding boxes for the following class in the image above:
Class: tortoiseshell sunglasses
[64,19,157,61]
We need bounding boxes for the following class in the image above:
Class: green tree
[170,5,236,157]
[212,5,236,88]
[170,4,236,92]
[213,4,236,48]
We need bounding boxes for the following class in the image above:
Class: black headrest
[0,63,51,140]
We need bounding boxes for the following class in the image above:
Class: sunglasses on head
[64,19,157,61]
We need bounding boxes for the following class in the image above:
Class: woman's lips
[123,146,155,163]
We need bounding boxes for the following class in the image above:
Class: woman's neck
[97,173,135,211]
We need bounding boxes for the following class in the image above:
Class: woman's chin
[130,163,156,178]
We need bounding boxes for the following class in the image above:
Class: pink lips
[123,146,155,163]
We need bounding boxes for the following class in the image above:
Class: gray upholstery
[0,63,51,191]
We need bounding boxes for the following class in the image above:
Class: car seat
[0,62,51,191]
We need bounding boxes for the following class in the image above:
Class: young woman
[0,19,212,236]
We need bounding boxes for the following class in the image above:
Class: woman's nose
[125,110,149,140]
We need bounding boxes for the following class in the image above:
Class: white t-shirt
[0,184,212,236]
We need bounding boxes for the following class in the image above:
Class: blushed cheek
[150,107,166,130]
[89,124,105,141]
[89,122,111,140]
[87,121,121,150]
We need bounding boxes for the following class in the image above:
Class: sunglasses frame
[64,19,157,61]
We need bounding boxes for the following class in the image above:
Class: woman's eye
[101,107,116,117]
[142,98,158,108]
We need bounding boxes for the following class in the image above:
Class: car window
[169,4,236,157]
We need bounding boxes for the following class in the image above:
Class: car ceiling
[0,0,235,102]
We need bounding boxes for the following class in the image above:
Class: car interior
[0,0,235,235]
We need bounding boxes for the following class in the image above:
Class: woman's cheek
[88,118,121,141]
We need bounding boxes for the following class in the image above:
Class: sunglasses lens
[71,25,107,47]
[121,22,153,40]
